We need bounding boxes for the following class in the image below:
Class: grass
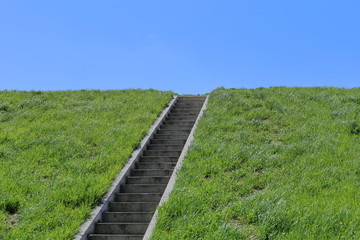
[0,89,173,239]
[151,87,360,240]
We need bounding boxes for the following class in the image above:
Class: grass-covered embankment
[0,89,173,239]
[152,87,360,239]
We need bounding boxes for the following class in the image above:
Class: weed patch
[0,105,11,112]
[349,120,360,135]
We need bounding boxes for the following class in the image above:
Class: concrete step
[157,129,191,135]
[150,139,186,145]
[168,112,199,117]
[153,134,189,140]
[102,212,153,223]
[166,115,197,120]
[173,106,202,109]
[174,103,204,107]
[109,202,158,212]
[166,116,197,121]
[176,102,205,105]
[136,162,176,169]
[115,193,163,202]
[142,150,182,157]
[120,184,167,193]
[167,113,198,118]
[172,108,201,113]
[173,102,203,106]
[147,144,183,151]
[160,125,193,130]
[88,234,143,240]
[126,176,170,184]
[176,98,205,102]
[170,109,200,114]
[177,96,206,100]
[130,169,172,177]
[94,223,148,234]
[176,99,204,101]
[175,103,202,106]
[162,120,196,125]
[139,156,179,162]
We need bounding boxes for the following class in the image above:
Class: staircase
[88,96,206,240]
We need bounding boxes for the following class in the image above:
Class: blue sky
[0,1,359,94]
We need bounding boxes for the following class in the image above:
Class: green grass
[0,89,173,239]
[151,87,360,240]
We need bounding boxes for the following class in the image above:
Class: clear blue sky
[1,1,359,94]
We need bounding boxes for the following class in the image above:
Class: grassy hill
[151,87,360,239]
[2,87,359,239]
[0,89,173,239]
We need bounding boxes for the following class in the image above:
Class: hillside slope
[0,89,173,239]
[152,87,360,239]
